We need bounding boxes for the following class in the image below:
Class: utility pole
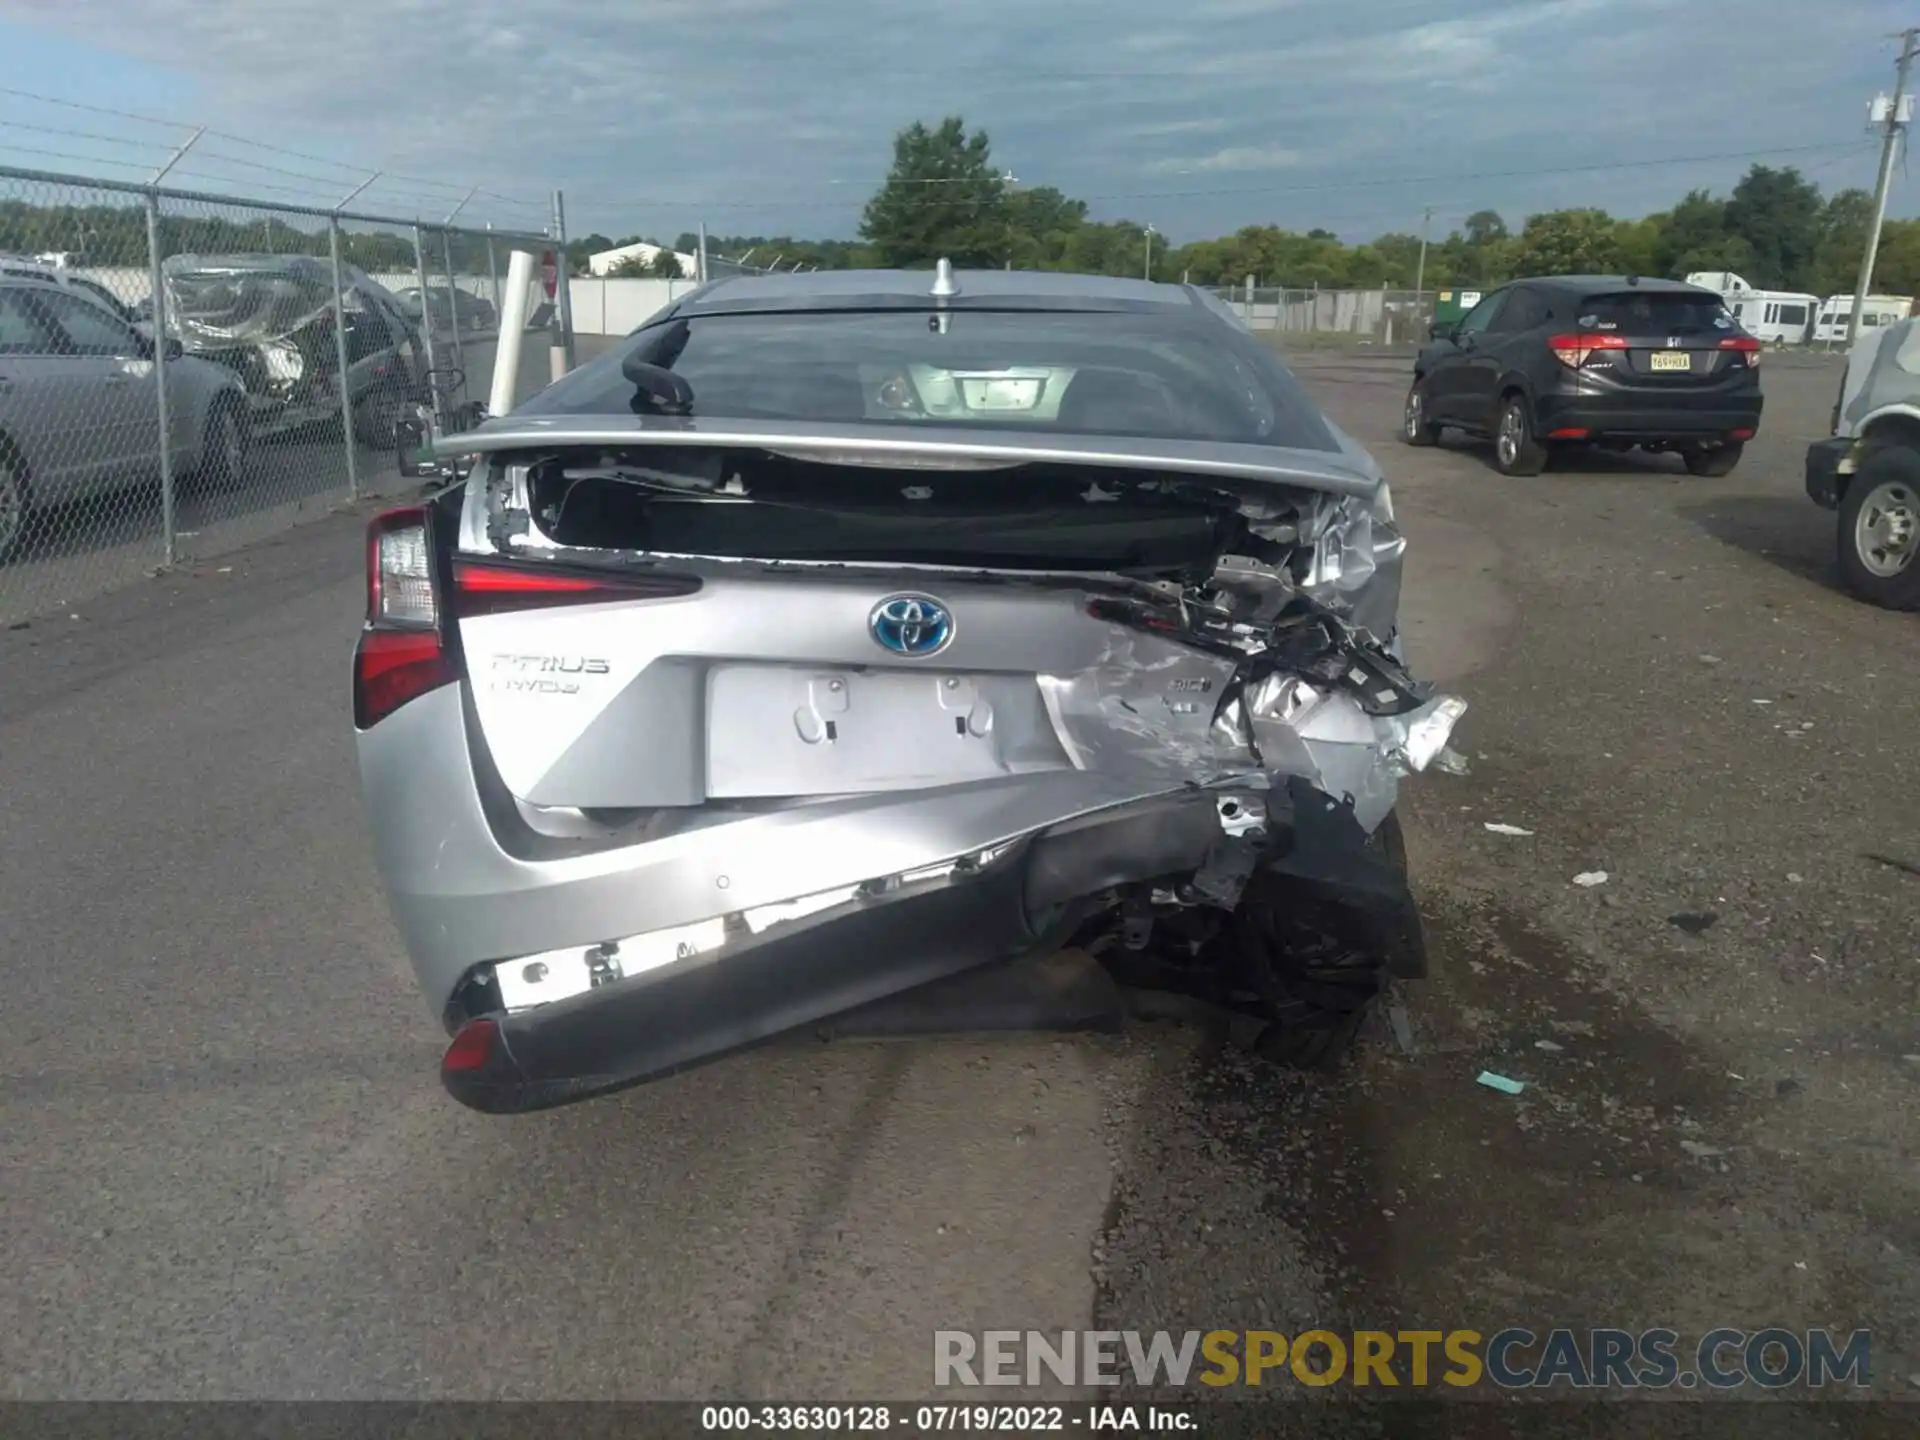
[1413,205,1434,302]
[1144,223,1156,282]
[1849,27,1920,348]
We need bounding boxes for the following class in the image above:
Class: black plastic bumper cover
[443,851,1045,1114]
[441,779,1429,1114]
[1805,437,1851,509]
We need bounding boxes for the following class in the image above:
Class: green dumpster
[1431,288,1485,326]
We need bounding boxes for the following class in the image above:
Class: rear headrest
[1057,367,1179,433]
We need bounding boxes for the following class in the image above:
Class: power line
[0,84,544,209]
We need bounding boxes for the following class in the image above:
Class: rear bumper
[357,685,1429,1113]
[1805,436,1852,509]
[1536,388,1763,441]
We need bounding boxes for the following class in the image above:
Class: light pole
[1002,170,1019,270]
[1144,223,1156,282]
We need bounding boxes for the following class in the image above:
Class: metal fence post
[486,224,501,317]
[143,189,176,568]
[551,189,576,373]
[412,223,441,425]
[327,215,359,499]
[440,227,467,407]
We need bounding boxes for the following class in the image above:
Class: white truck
[1804,316,1920,609]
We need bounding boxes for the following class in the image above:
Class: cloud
[1149,146,1303,175]
[0,0,1896,243]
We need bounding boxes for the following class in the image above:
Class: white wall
[561,278,684,336]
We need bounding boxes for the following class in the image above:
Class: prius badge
[869,594,954,657]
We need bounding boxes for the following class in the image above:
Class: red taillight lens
[353,629,459,729]
[1720,335,1762,367]
[451,559,701,617]
[355,506,457,729]
[442,1018,499,1073]
[1548,333,1629,368]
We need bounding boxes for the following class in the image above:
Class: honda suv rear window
[520,309,1339,451]
[1576,293,1735,335]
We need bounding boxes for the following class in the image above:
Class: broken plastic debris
[1534,1039,1565,1053]
[1386,1001,1414,1055]
[1483,823,1534,837]
[1679,1140,1725,1159]
[1431,746,1472,776]
[1572,871,1609,887]
[1475,1070,1526,1095]
[1667,911,1718,935]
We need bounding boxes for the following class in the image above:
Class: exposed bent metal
[351,265,1468,1113]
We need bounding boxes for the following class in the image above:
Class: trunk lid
[442,435,1399,811]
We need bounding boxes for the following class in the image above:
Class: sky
[0,0,1911,246]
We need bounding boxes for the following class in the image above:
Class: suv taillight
[1719,335,1762,368]
[1548,333,1628,368]
[353,506,457,729]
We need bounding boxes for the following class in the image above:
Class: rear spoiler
[430,415,1382,498]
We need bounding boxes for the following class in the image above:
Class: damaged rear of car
[351,266,1466,1113]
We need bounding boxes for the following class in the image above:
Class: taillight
[368,508,437,628]
[353,506,457,729]
[1548,333,1629,368]
[1720,335,1762,368]
[451,559,701,617]
[442,1018,499,1073]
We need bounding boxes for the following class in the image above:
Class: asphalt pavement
[1,344,1916,1417]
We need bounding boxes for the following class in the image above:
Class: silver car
[352,266,1467,1113]
[0,279,249,561]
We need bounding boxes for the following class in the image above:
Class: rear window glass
[518,309,1338,451]
[1576,292,1735,335]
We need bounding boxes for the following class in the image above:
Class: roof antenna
[930,256,957,333]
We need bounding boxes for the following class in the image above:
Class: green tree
[1814,188,1873,296]
[1650,189,1730,277]
[1722,164,1823,289]
[860,117,1010,267]
[1613,215,1663,276]
[1871,218,1920,295]
[1463,210,1508,248]
[1510,209,1623,275]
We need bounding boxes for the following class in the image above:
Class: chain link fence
[1213,286,1438,346]
[0,165,553,627]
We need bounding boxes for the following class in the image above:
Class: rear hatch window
[518,308,1340,451]
[1576,291,1747,381]
[1577,292,1735,336]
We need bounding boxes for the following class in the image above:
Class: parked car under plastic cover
[161,253,424,442]
[353,267,1470,1112]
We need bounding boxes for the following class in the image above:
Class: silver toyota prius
[352,265,1466,1113]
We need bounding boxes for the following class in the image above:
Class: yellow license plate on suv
[1650,350,1691,372]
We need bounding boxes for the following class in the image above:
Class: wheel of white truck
[1838,447,1920,611]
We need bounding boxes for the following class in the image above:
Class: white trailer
[1726,290,1818,345]
[1812,294,1914,346]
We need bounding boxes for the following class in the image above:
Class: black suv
[1404,276,1764,476]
